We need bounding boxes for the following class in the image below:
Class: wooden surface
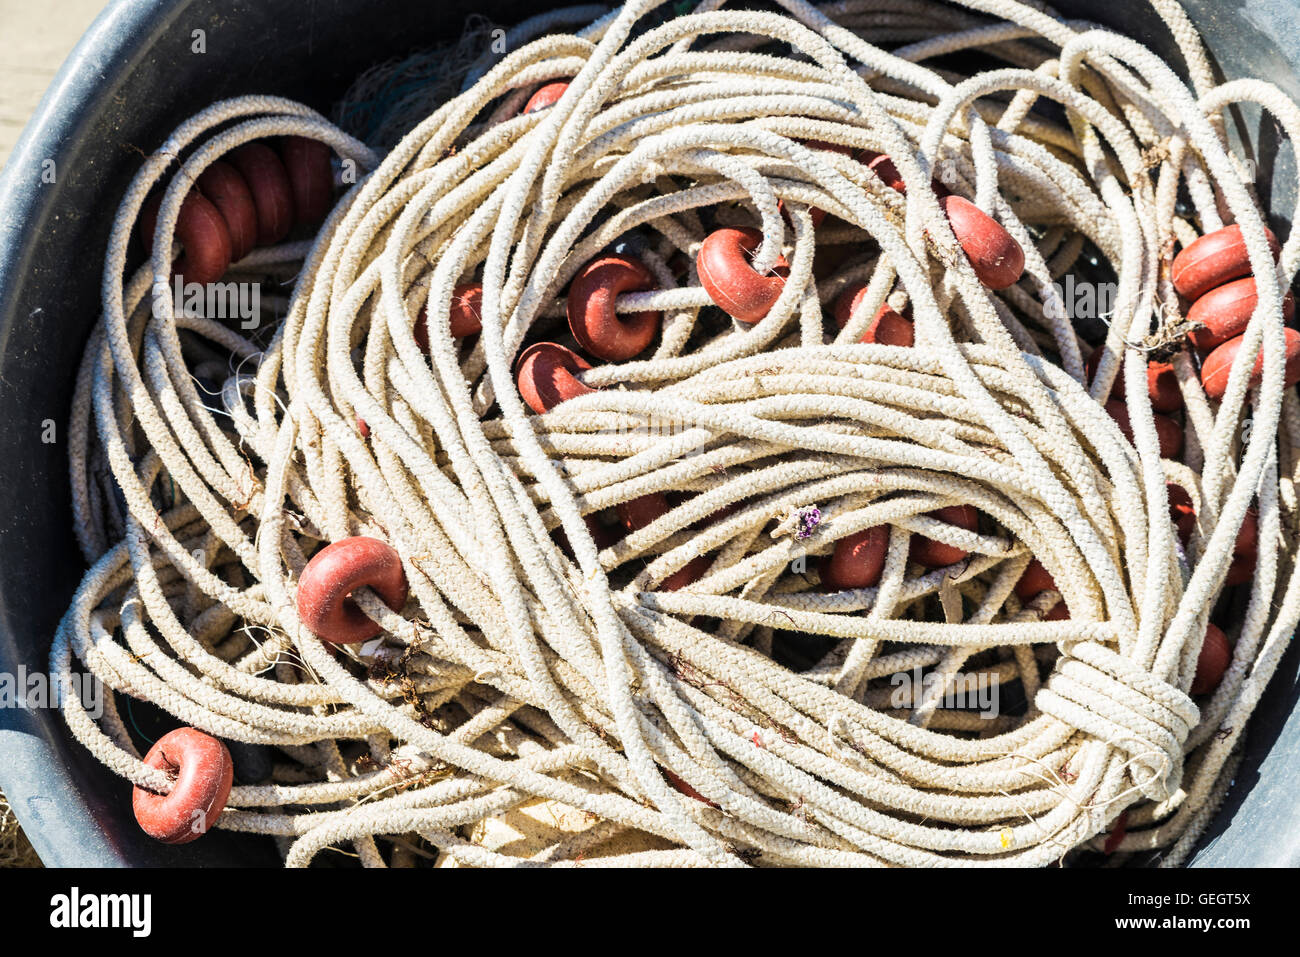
[0,0,107,169]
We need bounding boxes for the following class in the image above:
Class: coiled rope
[53,0,1300,866]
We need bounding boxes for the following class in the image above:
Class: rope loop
[1036,640,1197,803]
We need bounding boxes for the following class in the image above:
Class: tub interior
[0,0,1297,866]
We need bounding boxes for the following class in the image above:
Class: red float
[823,525,889,590]
[1167,483,1196,545]
[1170,225,1279,300]
[863,152,952,197]
[228,142,295,245]
[1226,552,1255,586]
[1186,276,1296,353]
[132,728,234,844]
[279,136,334,226]
[1199,327,1300,400]
[867,152,906,192]
[1014,558,1067,619]
[567,254,660,361]
[415,282,485,351]
[832,282,915,346]
[910,505,979,568]
[616,493,710,590]
[1104,400,1183,459]
[697,227,789,324]
[515,342,595,414]
[138,190,233,286]
[1086,345,1182,413]
[195,160,258,262]
[523,81,570,114]
[552,515,620,561]
[937,195,1024,289]
[296,537,409,644]
[1234,506,1259,558]
[1191,623,1231,695]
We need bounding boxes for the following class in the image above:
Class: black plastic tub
[0,0,1297,866]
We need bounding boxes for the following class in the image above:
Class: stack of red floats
[1173,224,1300,400]
[137,136,336,284]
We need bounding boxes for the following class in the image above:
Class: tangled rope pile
[52,0,1300,866]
